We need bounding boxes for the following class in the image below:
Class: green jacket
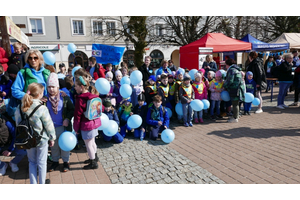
[223,65,245,102]
[20,67,50,93]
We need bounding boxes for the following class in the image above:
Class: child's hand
[164,126,167,129]
[60,91,67,97]
[49,140,55,147]
[2,91,6,97]
[2,150,11,157]
[63,119,69,127]
[158,121,163,126]
[141,128,145,132]
[130,112,133,116]
[41,97,48,103]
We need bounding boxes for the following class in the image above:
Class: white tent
[270,33,300,49]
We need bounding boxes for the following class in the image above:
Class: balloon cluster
[245,92,260,106]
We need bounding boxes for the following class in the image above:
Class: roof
[241,34,289,51]
[269,33,300,49]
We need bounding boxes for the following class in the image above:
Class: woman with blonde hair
[202,55,217,78]
[15,82,56,184]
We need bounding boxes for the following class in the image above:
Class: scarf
[48,92,60,114]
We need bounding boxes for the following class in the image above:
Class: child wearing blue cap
[244,71,256,115]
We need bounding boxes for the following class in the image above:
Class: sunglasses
[28,56,38,61]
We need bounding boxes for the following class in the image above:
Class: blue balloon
[43,52,56,65]
[127,114,142,129]
[121,76,131,85]
[58,131,77,152]
[221,91,230,101]
[98,113,109,131]
[130,70,143,85]
[189,69,198,81]
[120,84,132,99]
[245,92,254,103]
[103,120,119,137]
[166,107,172,118]
[190,99,204,111]
[95,78,111,95]
[175,102,183,116]
[72,66,82,77]
[252,97,260,106]
[67,43,77,54]
[202,99,210,110]
[161,129,175,144]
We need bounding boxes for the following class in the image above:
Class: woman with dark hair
[246,51,266,113]
[264,56,277,92]
[223,58,245,123]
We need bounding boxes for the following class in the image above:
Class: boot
[83,159,98,170]
[84,153,99,164]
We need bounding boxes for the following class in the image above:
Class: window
[71,18,85,36]
[156,24,164,36]
[106,21,116,35]
[27,17,45,35]
[92,21,103,35]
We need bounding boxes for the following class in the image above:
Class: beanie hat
[148,75,156,82]
[115,70,122,77]
[168,74,174,79]
[7,64,19,75]
[194,72,201,80]
[208,71,215,78]
[199,68,205,74]
[183,74,191,81]
[137,93,145,102]
[215,71,222,77]
[246,71,253,77]
[176,69,183,75]
[47,73,59,88]
[103,98,112,107]
[106,71,113,78]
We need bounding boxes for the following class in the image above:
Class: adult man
[168,60,177,71]
[139,56,153,88]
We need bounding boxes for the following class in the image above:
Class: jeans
[210,100,221,116]
[51,126,70,162]
[149,125,166,140]
[26,142,48,184]
[101,131,124,143]
[11,149,27,164]
[194,110,203,119]
[182,103,193,123]
[277,82,293,106]
[243,102,252,112]
[134,129,145,139]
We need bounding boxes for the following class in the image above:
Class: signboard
[92,44,125,65]
[5,16,22,42]
[30,45,59,51]
[198,47,213,69]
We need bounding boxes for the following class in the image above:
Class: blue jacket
[245,79,256,94]
[103,109,120,126]
[156,67,172,77]
[146,104,169,127]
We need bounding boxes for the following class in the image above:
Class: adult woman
[223,58,245,123]
[86,57,105,81]
[11,49,50,101]
[202,55,217,78]
[264,56,277,92]
[139,56,153,88]
[246,51,265,114]
[276,53,294,109]
[156,60,172,77]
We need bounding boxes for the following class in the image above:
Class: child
[0,64,13,100]
[179,74,195,127]
[130,66,144,107]
[146,95,169,140]
[144,75,157,106]
[58,63,67,76]
[73,76,101,170]
[209,71,224,119]
[100,71,116,107]
[121,65,129,77]
[192,72,207,123]
[168,74,176,118]
[15,83,56,184]
[130,93,148,140]
[207,71,215,84]
[105,63,115,81]
[118,99,133,138]
[46,73,74,172]
[158,74,172,109]
[113,70,123,108]
[244,71,256,115]
[8,42,25,70]
[101,98,123,143]
[175,70,184,123]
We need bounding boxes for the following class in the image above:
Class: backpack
[15,104,43,150]
[84,97,102,120]
[0,116,10,147]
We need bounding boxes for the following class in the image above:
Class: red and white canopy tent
[179,33,252,70]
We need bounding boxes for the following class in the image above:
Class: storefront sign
[30,45,59,51]
[5,16,22,42]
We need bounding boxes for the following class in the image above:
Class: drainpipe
[55,16,60,39]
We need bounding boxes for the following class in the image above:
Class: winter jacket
[0,47,9,71]
[103,109,119,126]
[14,99,56,146]
[146,104,169,128]
[192,81,207,100]
[264,60,277,75]
[8,52,25,70]
[144,83,157,105]
[132,103,148,129]
[223,64,245,102]
[246,58,266,87]
[245,78,256,95]
[139,63,153,88]
[203,61,217,77]
[113,80,122,105]
[293,66,300,88]
[86,63,105,80]
[278,61,293,82]
[11,64,50,100]
[73,92,101,132]
[0,72,13,99]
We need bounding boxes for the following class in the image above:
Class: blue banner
[92,44,125,65]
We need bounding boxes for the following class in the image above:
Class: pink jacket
[192,81,207,100]
[73,92,101,132]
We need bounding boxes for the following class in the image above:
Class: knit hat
[47,73,59,88]
[106,71,113,79]
[246,71,253,77]
[208,71,215,78]
[137,93,145,102]
[148,75,156,82]
[199,68,205,74]
[194,72,202,80]
[7,64,19,75]
[168,74,174,79]
[115,70,122,77]
[176,69,183,75]
[103,98,112,107]
[215,71,222,77]
[183,74,191,81]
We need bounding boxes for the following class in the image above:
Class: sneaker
[228,118,238,123]
[184,122,189,127]
[62,162,70,172]
[276,105,285,109]
[48,162,59,172]
[199,118,204,123]
[289,102,299,106]
[247,111,251,115]
[282,104,289,108]
[189,122,193,127]
[9,162,19,173]
[255,109,263,113]
[210,115,216,120]
[0,162,8,176]
[216,115,223,119]
[194,118,199,124]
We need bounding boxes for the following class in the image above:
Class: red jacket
[73,92,101,132]
[0,47,9,71]
[93,63,106,80]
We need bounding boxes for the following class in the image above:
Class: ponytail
[22,93,33,112]
[21,82,44,113]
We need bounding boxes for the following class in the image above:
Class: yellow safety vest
[211,79,224,90]
[146,85,157,95]
[159,84,169,97]
[192,82,204,95]
[169,83,176,96]
[181,84,193,99]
